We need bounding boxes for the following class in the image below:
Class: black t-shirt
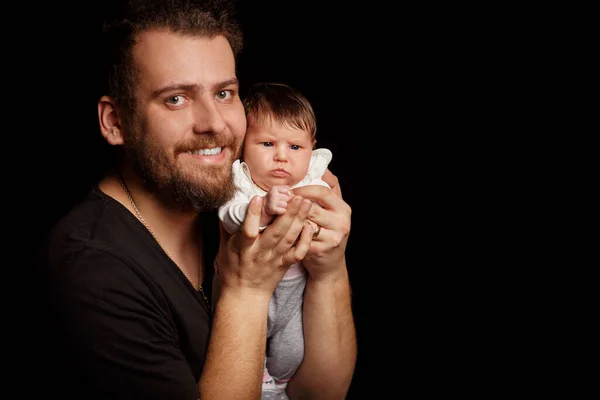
[38,185,218,399]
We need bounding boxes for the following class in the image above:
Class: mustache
[175,136,237,153]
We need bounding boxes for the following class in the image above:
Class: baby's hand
[264,186,292,216]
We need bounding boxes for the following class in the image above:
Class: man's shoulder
[45,186,120,245]
[39,186,139,272]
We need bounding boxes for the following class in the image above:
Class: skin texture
[243,117,316,228]
[100,31,246,212]
[243,117,314,192]
[96,28,355,399]
[286,184,356,399]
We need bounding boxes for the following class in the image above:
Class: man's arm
[289,266,356,399]
[200,195,316,399]
[201,286,271,399]
[287,183,357,399]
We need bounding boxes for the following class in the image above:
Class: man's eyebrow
[216,78,239,90]
[151,78,239,98]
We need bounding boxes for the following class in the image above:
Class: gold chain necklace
[116,174,210,309]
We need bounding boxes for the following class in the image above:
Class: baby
[216,82,332,398]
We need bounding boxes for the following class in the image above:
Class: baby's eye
[166,96,185,106]
[290,145,300,150]
[262,142,273,147]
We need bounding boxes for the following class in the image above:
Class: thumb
[274,185,290,194]
[241,195,263,239]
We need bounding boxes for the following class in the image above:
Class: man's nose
[192,98,227,135]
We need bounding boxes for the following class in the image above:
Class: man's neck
[99,172,204,285]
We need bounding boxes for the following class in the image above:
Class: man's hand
[291,181,351,282]
[217,194,315,296]
[322,169,341,197]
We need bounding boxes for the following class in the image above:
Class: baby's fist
[264,185,292,215]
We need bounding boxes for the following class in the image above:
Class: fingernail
[301,200,312,212]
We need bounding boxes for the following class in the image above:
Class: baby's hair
[243,82,317,147]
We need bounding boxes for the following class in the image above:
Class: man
[38,0,355,399]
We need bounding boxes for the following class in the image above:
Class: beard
[122,112,240,213]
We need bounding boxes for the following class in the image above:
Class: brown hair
[100,0,243,113]
[243,82,317,147]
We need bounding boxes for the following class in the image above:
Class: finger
[280,191,292,200]
[271,197,312,252]
[290,185,350,227]
[269,207,286,215]
[305,220,318,231]
[260,195,302,248]
[240,195,263,241]
[322,169,342,197]
[274,185,290,194]
[283,223,313,265]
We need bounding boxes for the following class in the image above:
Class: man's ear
[98,95,124,145]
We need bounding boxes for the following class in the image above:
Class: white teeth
[187,147,222,155]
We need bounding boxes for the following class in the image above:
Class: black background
[19,2,394,398]
[11,1,515,398]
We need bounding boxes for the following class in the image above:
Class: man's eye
[166,96,184,106]
[216,90,232,100]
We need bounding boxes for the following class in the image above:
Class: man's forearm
[199,289,271,399]
[287,263,357,399]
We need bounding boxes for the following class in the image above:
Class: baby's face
[242,118,314,192]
